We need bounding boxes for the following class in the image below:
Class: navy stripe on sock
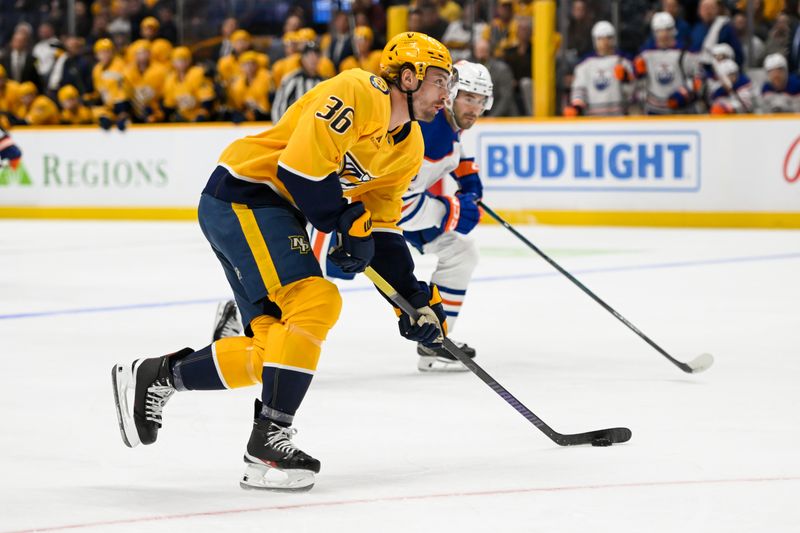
[437,284,467,296]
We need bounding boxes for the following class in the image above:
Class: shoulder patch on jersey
[370,75,390,95]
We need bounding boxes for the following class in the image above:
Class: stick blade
[687,353,714,373]
[556,427,632,446]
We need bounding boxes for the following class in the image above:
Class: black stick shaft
[364,267,631,446]
[479,202,694,373]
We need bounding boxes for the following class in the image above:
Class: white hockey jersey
[636,47,699,114]
[761,75,800,113]
[400,109,479,231]
[570,54,633,116]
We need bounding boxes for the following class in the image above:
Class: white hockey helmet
[764,53,788,71]
[711,43,734,60]
[591,21,616,45]
[717,58,739,77]
[449,60,494,111]
[651,12,676,33]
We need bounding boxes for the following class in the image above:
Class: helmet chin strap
[397,65,422,122]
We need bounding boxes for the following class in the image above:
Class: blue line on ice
[2,251,798,321]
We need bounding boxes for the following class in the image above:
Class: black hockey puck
[591,437,612,447]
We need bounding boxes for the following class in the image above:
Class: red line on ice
[5,476,799,533]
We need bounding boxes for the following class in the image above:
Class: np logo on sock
[289,235,311,254]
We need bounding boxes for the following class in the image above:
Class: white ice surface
[1,220,799,533]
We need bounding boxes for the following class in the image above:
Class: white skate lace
[145,379,175,424]
[266,425,300,456]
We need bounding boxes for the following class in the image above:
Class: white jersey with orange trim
[400,108,475,231]
[570,54,633,116]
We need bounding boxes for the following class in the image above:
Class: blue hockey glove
[328,201,374,273]
[397,283,448,347]
[456,171,483,198]
[438,193,481,235]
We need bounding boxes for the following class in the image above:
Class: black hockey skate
[240,400,320,492]
[417,341,476,372]
[212,299,243,341]
[111,348,192,447]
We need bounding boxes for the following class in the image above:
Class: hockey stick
[478,202,714,374]
[363,266,632,447]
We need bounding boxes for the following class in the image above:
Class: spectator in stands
[732,11,765,66]
[271,42,325,122]
[436,0,462,23]
[472,38,517,116]
[708,58,754,113]
[766,13,795,65]
[139,16,161,43]
[689,0,744,65]
[0,64,18,113]
[339,26,381,74]
[108,18,133,56]
[408,8,423,32]
[617,0,651,55]
[272,28,335,88]
[1,28,39,88]
[566,0,594,59]
[217,30,268,90]
[156,5,178,44]
[791,4,800,73]
[10,81,59,125]
[32,22,60,85]
[151,38,174,67]
[163,47,215,122]
[48,37,94,97]
[321,11,354,70]
[90,38,130,130]
[215,17,238,60]
[124,39,168,123]
[228,50,272,123]
[87,11,112,47]
[483,0,518,58]
[503,15,533,115]
[73,1,92,38]
[57,84,93,124]
[418,1,450,42]
[760,52,800,112]
[441,1,487,62]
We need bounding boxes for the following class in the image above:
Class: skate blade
[240,462,316,492]
[417,356,469,373]
[111,363,140,448]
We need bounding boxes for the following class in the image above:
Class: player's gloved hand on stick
[438,192,481,235]
[613,63,631,82]
[328,201,374,273]
[667,87,690,109]
[456,172,483,199]
[397,283,448,347]
[563,104,583,117]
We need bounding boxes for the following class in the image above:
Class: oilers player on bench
[112,32,453,492]
[213,60,494,372]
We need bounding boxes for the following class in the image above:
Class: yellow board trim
[487,210,800,229]
[0,206,198,220]
[230,202,282,292]
[1,206,800,229]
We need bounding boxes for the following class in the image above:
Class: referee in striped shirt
[271,42,327,123]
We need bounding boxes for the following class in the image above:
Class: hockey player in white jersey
[707,58,754,114]
[760,53,800,114]
[212,61,492,372]
[633,12,699,115]
[399,60,491,371]
[566,21,633,117]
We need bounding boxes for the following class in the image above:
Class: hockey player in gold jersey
[162,47,215,122]
[90,39,130,130]
[112,32,453,492]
